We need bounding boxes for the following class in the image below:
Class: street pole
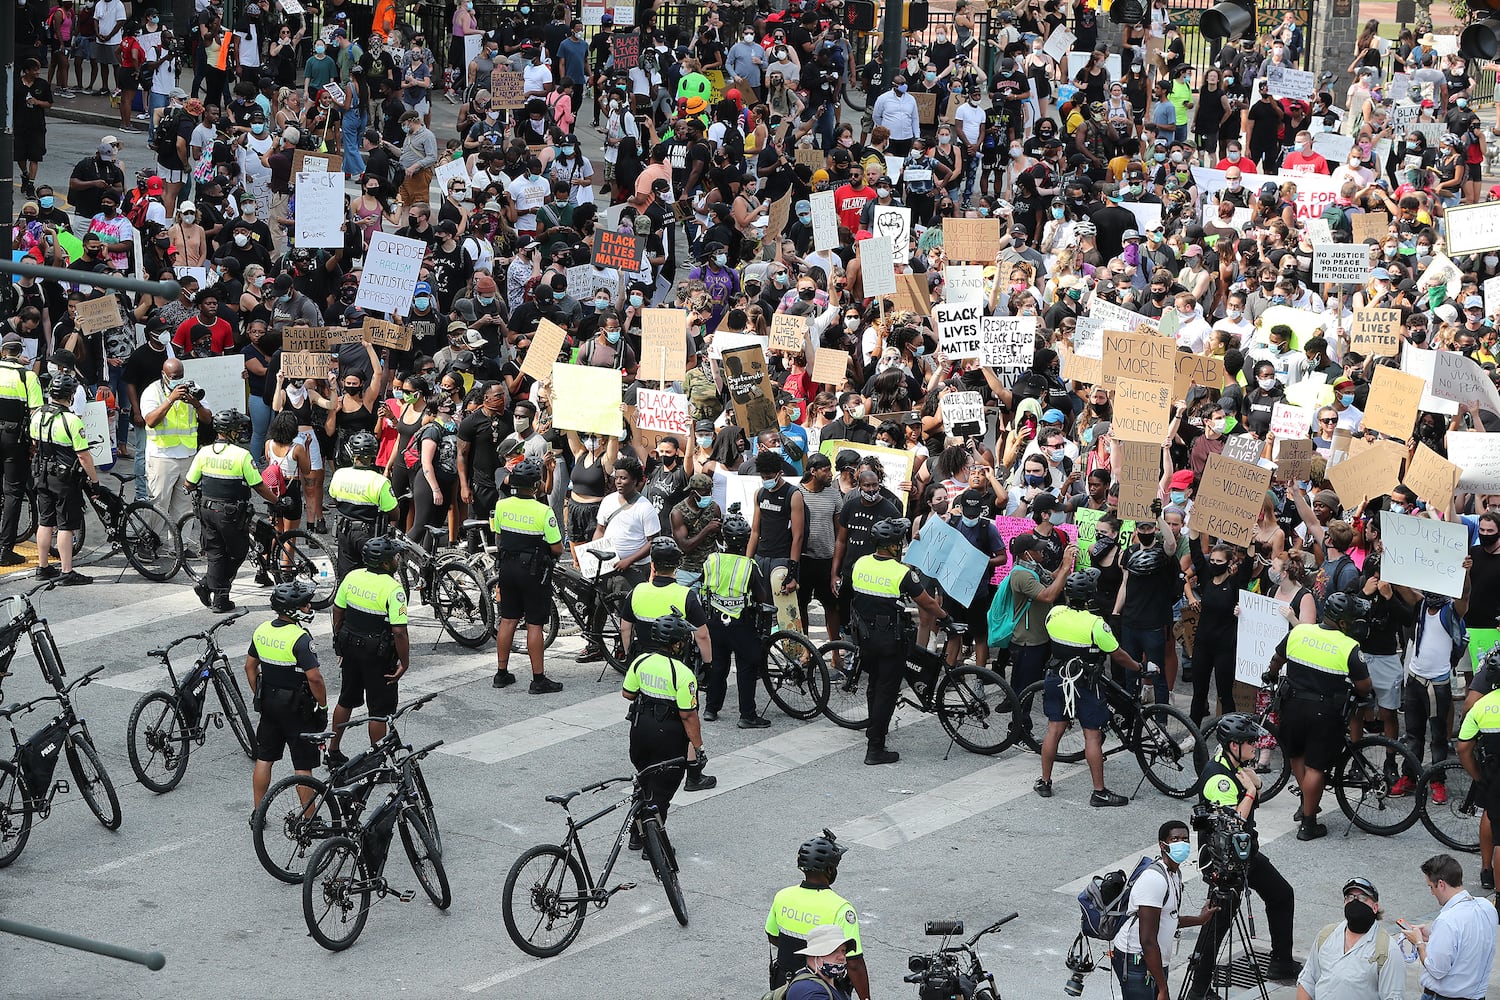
[880,0,903,99]
[2,0,15,244]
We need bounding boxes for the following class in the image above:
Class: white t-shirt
[953,102,987,146]
[1410,608,1453,680]
[597,493,659,559]
[506,174,550,232]
[1112,862,1183,963]
[94,0,126,41]
[523,62,552,97]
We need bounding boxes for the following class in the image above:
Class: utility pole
[2,0,15,242]
[880,0,903,98]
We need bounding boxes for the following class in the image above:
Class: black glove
[308,705,328,731]
[1261,670,1277,687]
[276,493,297,513]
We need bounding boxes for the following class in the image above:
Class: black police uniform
[622,649,699,822]
[0,358,42,555]
[848,552,929,752]
[185,441,265,603]
[249,617,324,770]
[29,402,89,533]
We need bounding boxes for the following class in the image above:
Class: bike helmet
[1064,569,1100,607]
[1321,591,1368,630]
[650,536,683,570]
[797,829,848,875]
[870,517,910,547]
[1215,712,1268,745]
[1125,546,1171,576]
[648,612,695,650]
[1074,220,1097,238]
[48,371,78,402]
[362,536,400,574]
[347,430,379,464]
[270,579,316,617]
[213,408,248,441]
[721,513,752,548]
[509,457,544,491]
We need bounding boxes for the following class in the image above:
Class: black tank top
[755,481,796,559]
[570,454,608,499]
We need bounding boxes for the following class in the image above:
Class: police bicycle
[551,547,630,675]
[819,610,1023,755]
[0,665,119,866]
[301,739,450,951]
[0,579,72,693]
[178,501,337,609]
[502,757,691,957]
[15,471,178,578]
[252,692,442,883]
[1016,662,1206,799]
[125,611,256,793]
[1417,758,1480,853]
[384,522,493,648]
[905,914,1019,1000]
[1200,681,1423,836]
[754,603,832,720]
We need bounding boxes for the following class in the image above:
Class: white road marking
[436,692,627,764]
[459,910,670,992]
[673,719,867,807]
[838,754,1040,849]
[84,824,235,875]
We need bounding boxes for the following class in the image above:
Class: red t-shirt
[173,315,236,357]
[833,182,873,232]
[1279,151,1329,175]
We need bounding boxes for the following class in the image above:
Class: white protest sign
[1485,275,1500,317]
[945,265,985,304]
[1444,202,1500,257]
[1304,217,1333,245]
[1266,65,1315,100]
[943,390,985,436]
[1043,27,1075,64]
[181,355,247,415]
[634,388,692,439]
[83,400,112,468]
[1432,349,1500,416]
[934,301,983,360]
[869,205,911,264]
[980,315,1035,379]
[1311,132,1354,164]
[810,191,840,252]
[1121,202,1163,234]
[1400,342,1460,416]
[1380,510,1468,598]
[884,155,904,183]
[858,237,896,297]
[1419,251,1464,299]
[293,171,345,249]
[1064,51,1120,81]
[1236,590,1290,685]
[1088,297,1149,333]
[1447,431,1500,493]
[355,232,426,316]
[707,330,768,362]
[432,156,469,195]
[1073,314,1104,360]
[1268,402,1314,439]
[1311,244,1369,285]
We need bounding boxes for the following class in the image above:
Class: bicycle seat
[591,550,617,562]
[146,649,167,658]
[545,790,582,806]
[419,524,450,543]
[462,518,489,532]
[0,703,21,719]
[110,471,136,483]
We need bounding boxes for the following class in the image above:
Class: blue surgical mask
[912,344,924,357]
[1081,427,1094,446]
[896,84,908,94]
[714,253,728,267]
[414,296,431,311]
[696,495,713,509]
[595,298,610,310]
[1170,490,1187,505]
[1166,841,1192,865]
[1052,207,1064,219]
[629,293,644,307]
[760,478,779,491]
[561,146,575,156]
[605,328,622,345]
[252,123,267,135]
[39,196,54,209]
[697,434,714,448]
[1340,393,1355,407]
[797,214,812,225]
[477,295,495,306]
[1271,295,1286,306]
[961,515,980,527]
[315,43,326,54]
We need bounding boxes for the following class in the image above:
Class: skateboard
[769,565,803,635]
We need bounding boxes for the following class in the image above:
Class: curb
[50,105,132,129]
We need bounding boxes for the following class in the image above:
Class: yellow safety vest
[765,883,864,976]
[148,389,198,451]
[328,467,398,518]
[186,442,261,500]
[252,619,312,690]
[491,495,562,553]
[701,551,754,619]
[1045,606,1119,659]
[1284,623,1357,677]
[630,580,692,622]
[0,361,42,426]
[334,567,409,632]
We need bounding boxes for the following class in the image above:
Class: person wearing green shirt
[1168,64,1194,143]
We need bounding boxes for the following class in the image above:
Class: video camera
[1191,804,1252,892]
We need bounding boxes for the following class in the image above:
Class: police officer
[848,517,950,765]
[1264,590,1375,842]
[28,373,98,586]
[245,580,327,811]
[326,536,410,767]
[491,457,564,694]
[1036,570,1141,806]
[620,613,714,845]
[700,511,773,727]
[620,537,714,672]
[765,830,869,999]
[1457,679,1500,887]
[184,409,287,612]
[0,334,42,566]
[1187,713,1299,997]
[327,430,398,580]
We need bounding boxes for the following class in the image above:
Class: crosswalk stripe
[839,753,1040,849]
[436,691,627,764]
[672,718,868,808]
[459,911,670,993]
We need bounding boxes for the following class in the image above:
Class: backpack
[1313,921,1389,970]
[1077,856,1163,940]
[403,428,458,477]
[152,107,182,154]
[759,967,824,1000]
[1320,202,1351,240]
[986,563,1038,651]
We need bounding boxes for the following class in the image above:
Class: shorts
[1469,162,1484,182]
[1365,652,1403,712]
[95,42,119,66]
[604,161,616,182]
[496,560,550,625]
[15,131,46,164]
[254,703,321,769]
[36,477,84,532]
[800,555,836,613]
[1043,669,1110,729]
[296,428,324,471]
[158,166,186,184]
[943,584,991,634]
[1277,695,1343,773]
[565,497,600,543]
[336,653,399,715]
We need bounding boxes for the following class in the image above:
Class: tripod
[1178,880,1269,1000]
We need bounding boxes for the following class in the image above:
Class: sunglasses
[1319,417,1337,424]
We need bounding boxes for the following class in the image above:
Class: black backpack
[152,107,182,154]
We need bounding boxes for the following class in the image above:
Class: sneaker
[576,645,604,663]
[1090,789,1128,807]
[324,746,349,768]
[492,670,516,689]
[1389,775,1416,797]
[59,571,92,587]
[1296,820,1328,841]
[1431,781,1448,805]
[254,569,274,586]
[1483,868,1495,891]
[36,565,59,580]
[529,674,563,694]
[1033,778,1053,798]
[684,771,718,790]
[193,581,212,607]
[864,747,900,765]
[738,715,772,729]
[444,90,458,104]
[702,709,719,722]
[119,125,143,133]
[1265,957,1303,982]
[627,826,643,851]
[0,550,25,566]
[210,598,238,613]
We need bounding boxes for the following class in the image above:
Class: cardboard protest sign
[1432,349,1500,415]
[1172,353,1225,402]
[859,237,896,297]
[633,388,691,449]
[1060,346,1102,388]
[1311,244,1370,284]
[1273,438,1313,481]
[1350,211,1390,245]
[282,326,333,353]
[1326,440,1404,502]
[592,230,646,271]
[522,318,569,382]
[355,233,426,316]
[1237,590,1291,685]
[1404,442,1461,508]
[816,439,915,504]
[360,317,409,351]
[1446,431,1500,493]
[1115,439,1160,520]
[913,92,937,124]
[1111,378,1173,443]
[1196,454,1272,546]
[1399,343,1460,417]
[291,149,339,174]
[293,171,345,248]
[1220,434,1264,465]
[722,345,779,435]
[1364,364,1425,439]
[551,363,623,436]
[1350,308,1402,358]
[810,348,851,387]
[638,309,687,384]
[1443,201,1500,256]
[943,219,1001,262]
[763,192,792,258]
[1268,402,1314,440]
[979,316,1034,380]
[1380,511,1468,598]
[934,301,983,360]
[490,69,526,108]
[75,294,124,334]
[769,313,808,355]
[896,273,931,316]
[942,391,985,438]
[279,351,326,380]
[1102,329,1174,387]
[795,147,826,171]
[810,191,840,252]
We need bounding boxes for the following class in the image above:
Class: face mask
[1049,448,1066,463]
[1459,98,1470,108]
[859,488,881,503]
[1257,377,1275,391]
[761,477,780,491]
[1024,473,1047,487]
[40,196,54,209]
[896,84,908,94]
[1009,145,1022,157]
[251,123,267,136]
[1271,295,1287,306]
[1383,246,1397,258]
[1488,257,1499,269]
[182,212,196,223]
[1340,393,1355,407]
[1166,841,1193,865]
[818,962,848,981]
[714,253,728,267]
[605,329,622,345]
[627,292,644,308]
[1170,490,1190,506]
[595,298,610,311]
[799,287,816,301]
[957,514,980,528]
[1153,152,1166,163]
[1227,151,1241,162]
[1343,900,1377,934]
[315,43,326,54]
[1227,309,1243,320]
[234,234,249,247]
[413,296,430,311]
[697,434,714,449]
[1052,207,1064,219]
[584,435,600,451]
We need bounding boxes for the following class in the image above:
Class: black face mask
[1344,900,1377,934]
[798,287,816,301]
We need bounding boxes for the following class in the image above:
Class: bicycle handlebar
[567,757,692,800]
[344,691,440,730]
[1,665,104,719]
[969,912,1018,945]
[148,611,250,658]
[21,579,61,601]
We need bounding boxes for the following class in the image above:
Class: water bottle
[1452,671,1469,700]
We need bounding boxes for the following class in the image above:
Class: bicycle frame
[548,759,685,908]
[148,612,248,726]
[0,580,68,691]
[5,665,105,813]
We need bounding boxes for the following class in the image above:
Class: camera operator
[1186,713,1299,999]
[1112,820,1217,1000]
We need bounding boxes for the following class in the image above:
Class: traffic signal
[1201,0,1255,41]
[1461,17,1500,59]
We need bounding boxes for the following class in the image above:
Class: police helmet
[1321,591,1368,630]
[48,371,78,402]
[1215,712,1268,745]
[721,513,752,548]
[213,408,249,441]
[797,829,848,875]
[509,457,544,492]
[1064,569,1100,608]
[648,612,695,650]
[650,536,683,570]
[270,579,317,617]
[347,431,379,464]
[362,536,401,574]
[870,517,909,548]
[1125,546,1171,576]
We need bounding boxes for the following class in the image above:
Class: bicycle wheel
[399,807,452,908]
[212,667,257,758]
[0,761,32,868]
[841,78,866,111]
[177,512,207,584]
[253,774,343,884]
[820,641,870,730]
[1133,704,1205,800]
[1418,759,1481,853]
[413,764,441,856]
[432,560,493,648]
[935,667,1021,755]
[641,816,688,926]
[273,529,337,609]
[119,501,182,582]
[1334,735,1422,836]
[1203,714,1291,803]
[761,631,830,720]
[502,844,590,957]
[511,604,559,653]
[600,604,629,676]
[1016,680,1089,762]
[302,836,372,951]
[66,735,121,830]
[126,691,191,793]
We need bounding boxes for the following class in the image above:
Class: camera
[178,380,206,401]
[1191,804,1252,891]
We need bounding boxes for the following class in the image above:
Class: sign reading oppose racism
[1195,454,1272,546]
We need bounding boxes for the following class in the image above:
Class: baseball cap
[146,176,165,195]
[1170,469,1195,490]
[272,274,293,293]
[1122,229,1143,242]
[1369,267,1391,281]
[1465,295,1484,310]
[1041,408,1066,424]
[414,281,433,295]
[97,142,116,161]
